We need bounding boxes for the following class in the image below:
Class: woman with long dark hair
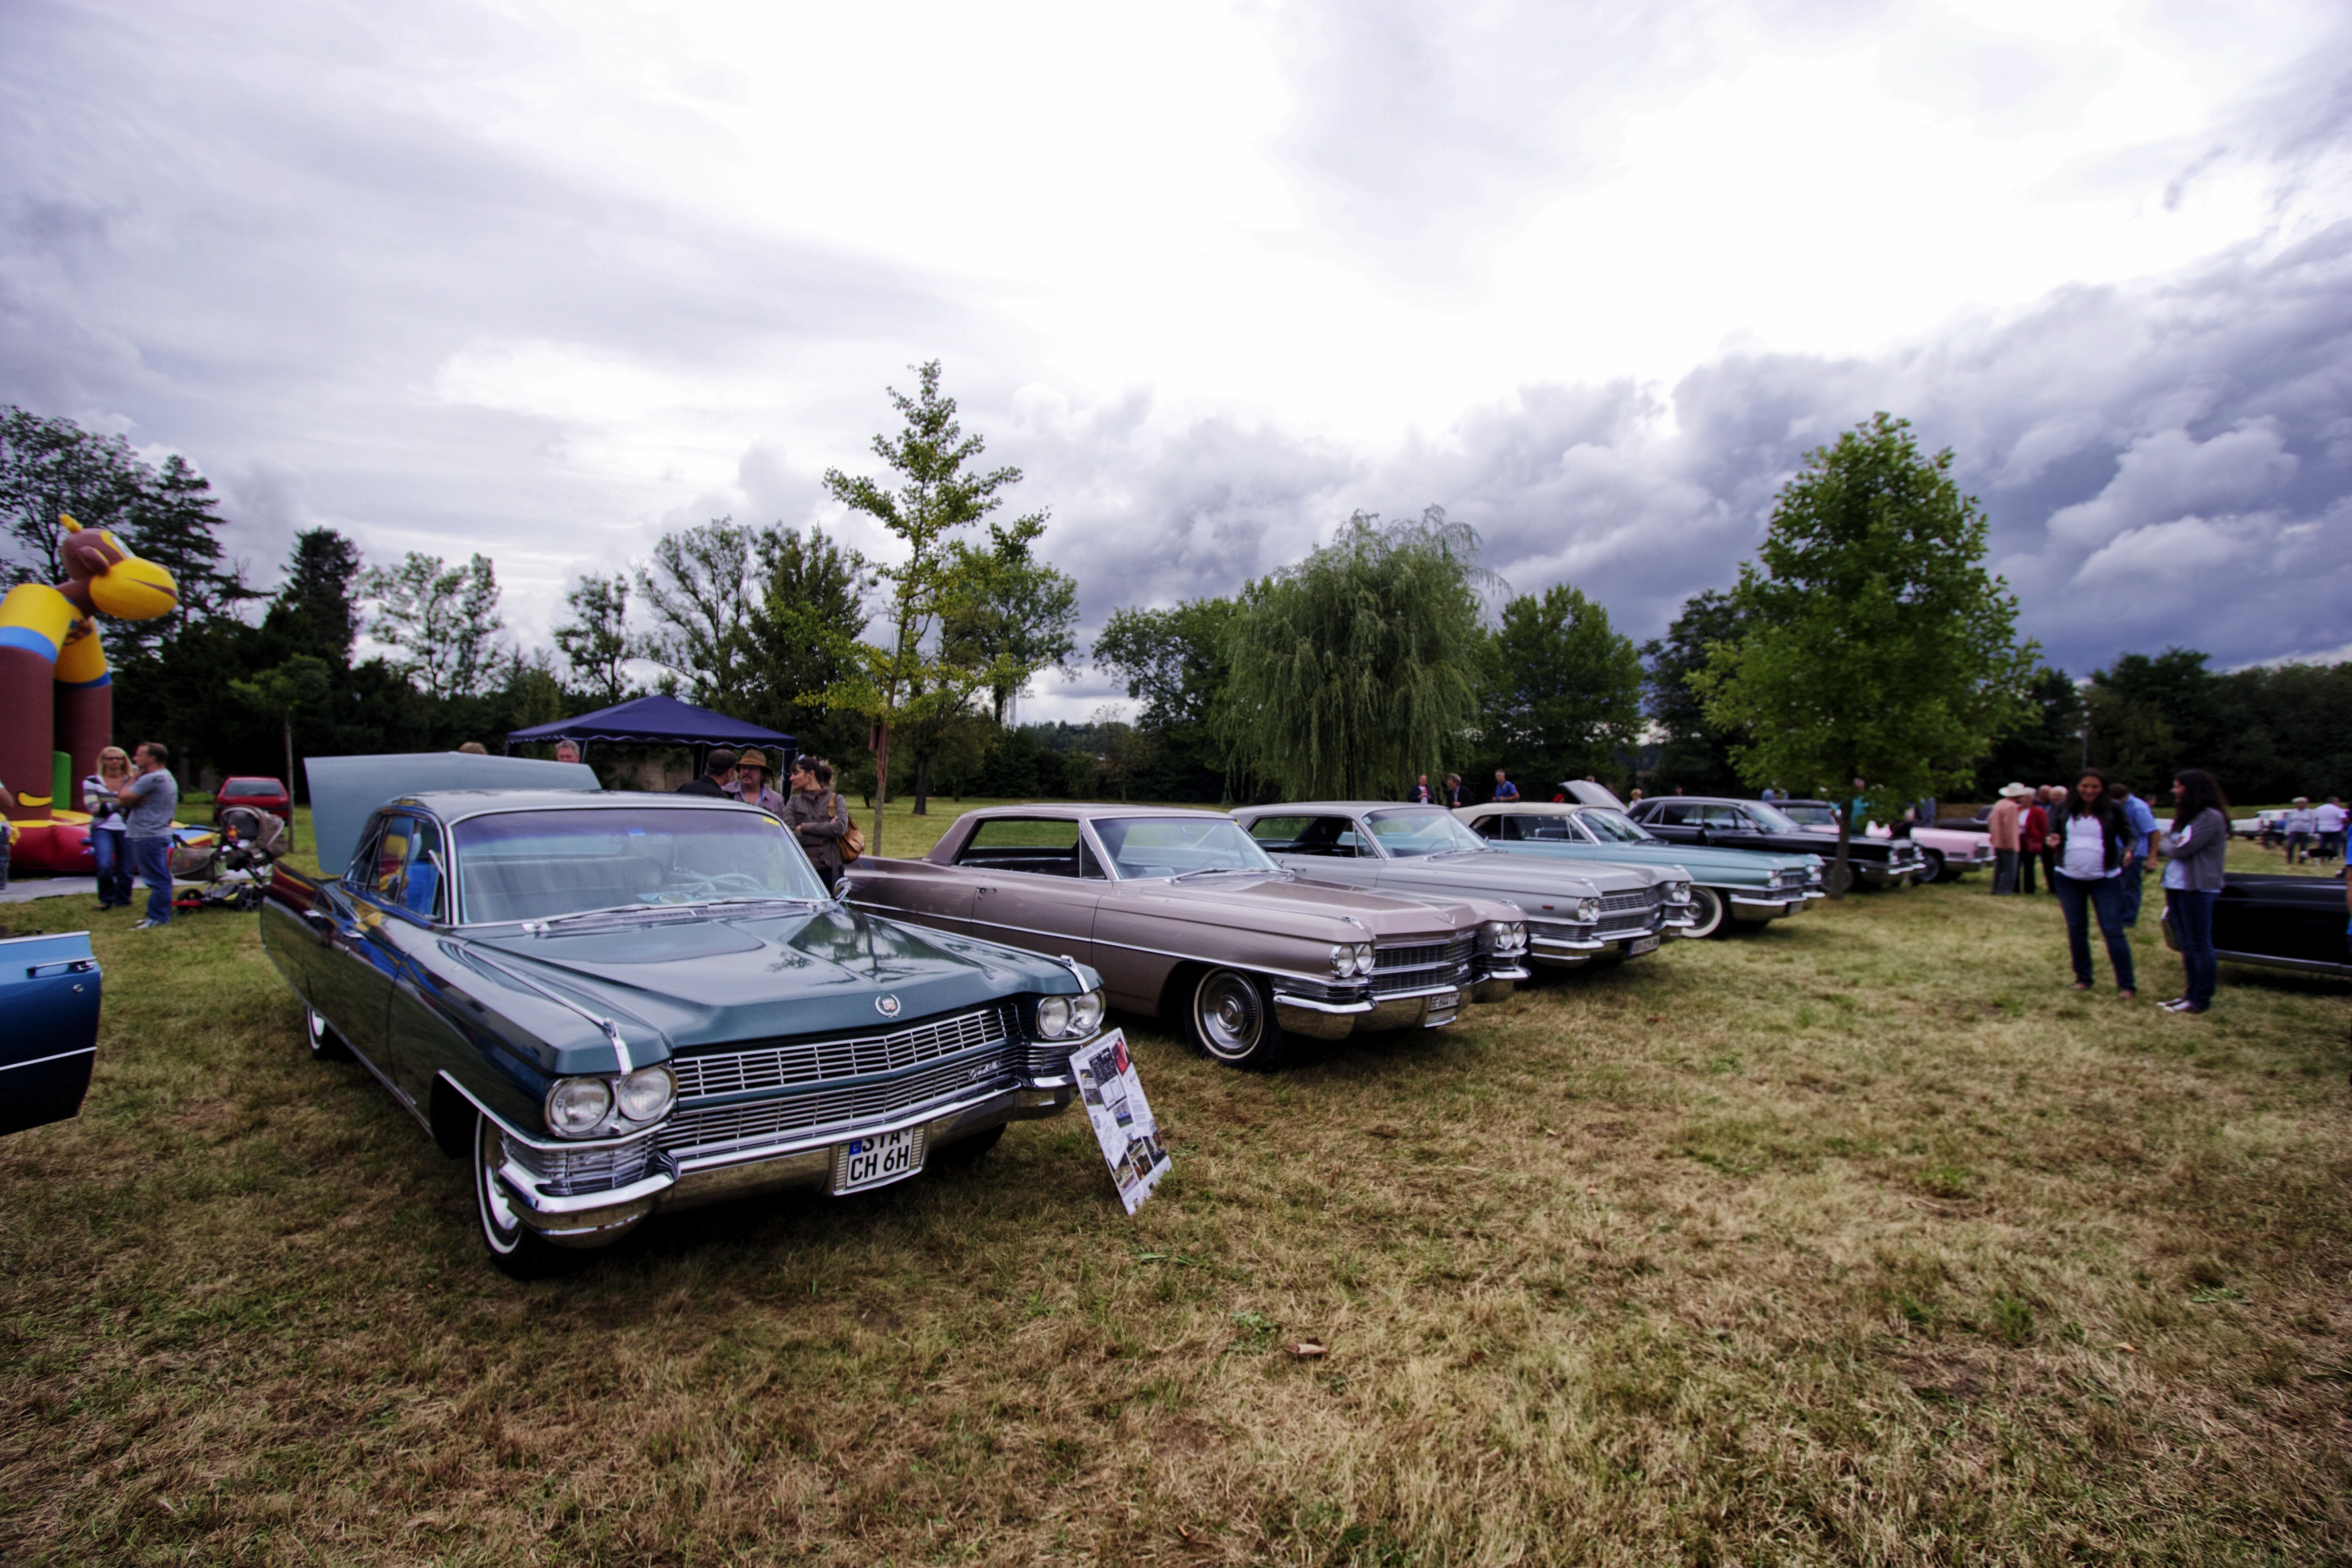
[2157,769,2231,1014]
[2049,767,2137,997]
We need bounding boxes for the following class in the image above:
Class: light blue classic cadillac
[1454,801,1822,938]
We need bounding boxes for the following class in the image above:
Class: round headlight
[1037,995,1073,1038]
[1510,921,1528,952]
[1069,989,1106,1035]
[1576,898,1600,924]
[546,1076,612,1137]
[1670,880,1693,903]
[1330,944,1354,976]
[615,1064,677,1124]
[1355,942,1373,973]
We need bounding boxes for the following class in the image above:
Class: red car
[214,776,292,825]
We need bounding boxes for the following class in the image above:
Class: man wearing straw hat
[1987,782,2031,895]
[727,748,787,814]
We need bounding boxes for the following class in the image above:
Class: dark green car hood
[471,905,1076,1053]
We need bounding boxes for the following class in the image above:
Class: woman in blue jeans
[2049,769,2137,997]
[2157,769,2231,1014]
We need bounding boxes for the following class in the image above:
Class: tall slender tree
[361,552,505,699]
[814,362,1033,854]
[634,520,757,711]
[553,572,646,707]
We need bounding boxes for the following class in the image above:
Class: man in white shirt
[2316,796,2348,864]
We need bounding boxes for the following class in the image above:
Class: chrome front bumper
[1729,893,1808,922]
[1273,981,1468,1038]
[489,1079,1080,1248]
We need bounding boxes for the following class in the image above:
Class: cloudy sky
[7,0,2351,718]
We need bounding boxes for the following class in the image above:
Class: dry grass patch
[3,853,2349,1565]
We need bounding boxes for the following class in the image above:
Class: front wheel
[1683,886,1728,938]
[474,1112,583,1281]
[305,1006,350,1061]
[1185,968,1288,1071]
[1918,850,1948,885]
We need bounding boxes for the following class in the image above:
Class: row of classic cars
[248,757,1859,1279]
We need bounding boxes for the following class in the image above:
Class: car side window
[1520,816,1573,841]
[957,818,1084,877]
[1703,805,1745,830]
[400,818,448,922]
[369,815,414,899]
[346,817,385,883]
[1294,817,1361,856]
[1244,815,1309,850]
[1468,816,1503,839]
[1651,802,1690,826]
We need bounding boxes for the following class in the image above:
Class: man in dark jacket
[676,749,737,797]
[1406,774,1434,803]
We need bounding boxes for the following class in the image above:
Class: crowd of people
[671,746,854,885]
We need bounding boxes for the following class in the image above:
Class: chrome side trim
[1269,991,1376,1016]
[0,1047,97,1073]
[2214,949,2352,979]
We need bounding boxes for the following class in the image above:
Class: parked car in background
[263,761,1104,1279]
[1455,801,1819,937]
[1771,798,1997,885]
[1628,796,1926,889]
[2231,810,2290,841]
[215,775,292,826]
[2161,872,2352,979]
[846,805,1530,1071]
[1,930,99,1137]
[1231,801,1692,966]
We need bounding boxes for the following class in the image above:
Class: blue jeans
[91,828,133,906]
[2168,888,2218,1008]
[2120,858,2148,926]
[2053,872,2135,991]
[132,835,174,924]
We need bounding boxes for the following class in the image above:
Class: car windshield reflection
[453,808,828,924]
[1365,810,1488,857]
[1577,810,1659,844]
[1745,801,1804,833]
[1091,816,1279,880]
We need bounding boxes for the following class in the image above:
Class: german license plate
[833,1128,924,1194]
[1625,934,1661,956]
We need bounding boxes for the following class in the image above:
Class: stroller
[183,805,285,912]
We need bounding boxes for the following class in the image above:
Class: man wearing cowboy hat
[1988,781,2032,895]
[726,748,787,814]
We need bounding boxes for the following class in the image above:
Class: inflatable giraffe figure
[0,515,177,873]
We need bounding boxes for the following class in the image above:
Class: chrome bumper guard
[1729,893,1806,920]
[1273,981,1467,1038]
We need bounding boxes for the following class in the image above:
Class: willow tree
[1695,413,2036,895]
[1218,509,1487,799]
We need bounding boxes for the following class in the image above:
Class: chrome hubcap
[1196,972,1262,1059]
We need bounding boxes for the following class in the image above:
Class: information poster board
[1069,1029,1169,1214]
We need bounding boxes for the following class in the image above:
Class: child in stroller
[188,804,285,911]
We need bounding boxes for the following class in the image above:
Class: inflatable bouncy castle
[1,515,179,874]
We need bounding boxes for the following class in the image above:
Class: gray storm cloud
[5,0,2350,697]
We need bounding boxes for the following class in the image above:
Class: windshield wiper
[1170,866,1268,881]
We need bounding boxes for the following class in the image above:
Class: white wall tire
[1186,968,1288,1070]
[1918,850,1949,884]
[473,1112,578,1281]
[1684,887,1728,938]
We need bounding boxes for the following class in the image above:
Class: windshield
[452,807,828,923]
[1775,801,1837,828]
[1743,801,1804,833]
[1363,809,1488,857]
[1091,816,1279,879]
[1577,809,1659,844]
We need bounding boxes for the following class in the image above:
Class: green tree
[553,572,646,707]
[1696,413,2037,893]
[1486,583,1643,792]
[229,654,333,848]
[0,406,144,585]
[813,362,1031,852]
[1640,589,1751,793]
[635,520,758,712]
[264,528,366,667]
[744,524,873,761]
[1973,665,2085,797]
[944,516,1079,724]
[361,552,505,699]
[1218,508,1488,800]
[1093,596,1238,801]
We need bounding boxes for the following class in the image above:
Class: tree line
[8,392,2343,846]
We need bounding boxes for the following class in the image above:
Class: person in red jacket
[2018,789,2050,895]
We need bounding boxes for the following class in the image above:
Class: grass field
[3,803,2349,1565]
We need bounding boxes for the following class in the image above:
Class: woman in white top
[2048,769,2137,998]
[82,744,136,910]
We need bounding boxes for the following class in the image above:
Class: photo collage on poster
[1070,1029,1170,1214]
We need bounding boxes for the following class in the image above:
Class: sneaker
[132,918,163,930]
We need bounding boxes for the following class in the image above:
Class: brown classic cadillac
[844,805,1531,1069]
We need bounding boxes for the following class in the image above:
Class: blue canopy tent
[504,694,795,780]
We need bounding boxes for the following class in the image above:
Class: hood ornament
[875,994,901,1018]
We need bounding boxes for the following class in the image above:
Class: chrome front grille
[671,1003,1018,1097]
[1595,886,1664,937]
[1372,934,1475,993]
[660,1047,1019,1159]
[503,1133,663,1197]
[1598,889,1657,915]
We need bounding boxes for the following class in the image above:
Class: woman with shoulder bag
[784,756,852,890]
[2157,768,2231,1014]
[2049,768,2137,998]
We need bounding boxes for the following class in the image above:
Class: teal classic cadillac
[1455,801,1822,938]
[261,754,1106,1278]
